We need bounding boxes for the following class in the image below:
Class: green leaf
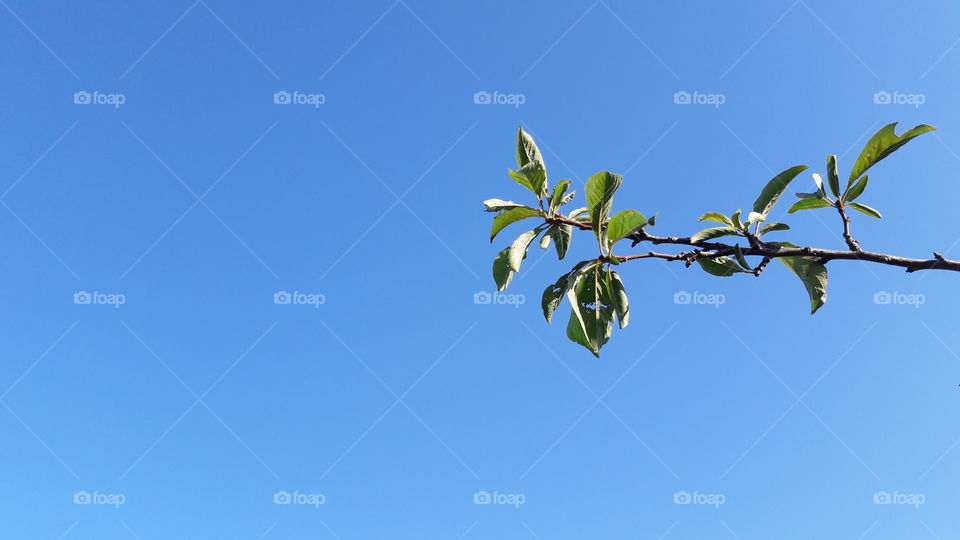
[698,256,749,277]
[542,261,593,324]
[731,210,744,230]
[811,173,826,197]
[606,209,647,247]
[759,222,790,235]
[691,226,739,243]
[492,246,515,292]
[847,202,882,219]
[565,267,613,357]
[777,256,828,314]
[516,126,542,168]
[507,230,539,272]
[647,213,657,226]
[490,207,540,242]
[607,270,629,329]
[539,229,552,249]
[849,122,936,183]
[826,155,840,198]
[541,273,569,324]
[844,175,868,202]
[553,223,573,260]
[733,244,751,271]
[794,192,822,199]
[787,198,832,213]
[586,171,623,245]
[753,165,809,217]
[559,190,576,207]
[567,207,588,218]
[508,160,547,197]
[699,212,734,226]
[550,180,571,211]
[483,198,528,212]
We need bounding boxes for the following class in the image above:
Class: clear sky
[1,1,959,538]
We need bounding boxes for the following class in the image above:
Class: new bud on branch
[484,123,952,356]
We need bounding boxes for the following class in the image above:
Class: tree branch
[547,215,960,273]
[835,203,861,251]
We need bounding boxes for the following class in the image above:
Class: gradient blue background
[1,1,959,538]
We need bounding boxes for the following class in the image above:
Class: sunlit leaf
[849,122,935,183]
[753,165,809,217]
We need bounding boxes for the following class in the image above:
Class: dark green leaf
[777,256,828,314]
[586,171,623,244]
[566,267,613,357]
[847,202,882,219]
[826,155,840,198]
[787,198,832,213]
[508,160,547,197]
[492,246,515,292]
[691,226,739,243]
[849,122,936,183]
[490,207,541,242]
[759,222,790,234]
[698,256,749,276]
[753,165,809,217]
[607,209,647,247]
[733,244,751,270]
[553,223,572,260]
[844,175,868,202]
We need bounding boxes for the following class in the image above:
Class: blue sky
[1,0,960,538]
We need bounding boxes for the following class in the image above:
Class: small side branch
[835,203,861,251]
